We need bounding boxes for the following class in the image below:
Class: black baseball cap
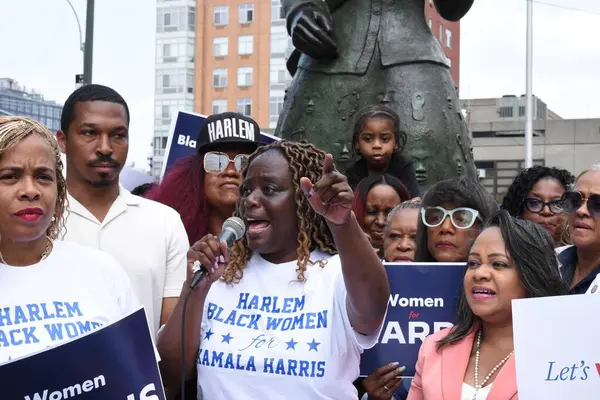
[196,112,262,153]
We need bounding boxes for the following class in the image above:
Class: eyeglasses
[561,191,600,217]
[420,206,480,230]
[523,198,564,214]
[203,152,249,173]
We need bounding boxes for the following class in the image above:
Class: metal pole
[64,0,84,51]
[525,0,533,168]
[83,0,95,84]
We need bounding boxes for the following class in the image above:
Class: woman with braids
[158,141,390,399]
[501,165,575,248]
[408,211,567,400]
[0,116,141,364]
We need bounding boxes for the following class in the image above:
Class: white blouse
[461,382,493,400]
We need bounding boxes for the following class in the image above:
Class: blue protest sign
[360,262,466,378]
[160,111,280,179]
[0,308,165,400]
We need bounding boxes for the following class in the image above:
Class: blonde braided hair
[223,141,337,284]
[0,116,67,240]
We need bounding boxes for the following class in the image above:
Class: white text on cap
[207,117,256,143]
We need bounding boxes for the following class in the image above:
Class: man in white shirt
[56,84,188,336]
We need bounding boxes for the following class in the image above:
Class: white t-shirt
[0,241,140,364]
[61,186,188,336]
[197,251,384,400]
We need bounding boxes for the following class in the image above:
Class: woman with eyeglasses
[557,165,600,294]
[146,112,263,245]
[415,177,499,263]
[408,211,568,400]
[501,166,575,248]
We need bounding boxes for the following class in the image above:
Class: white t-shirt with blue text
[197,251,384,400]
[0,240,140,364]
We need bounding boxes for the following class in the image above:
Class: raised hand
[300,153,353,226]
[289,6,338,60]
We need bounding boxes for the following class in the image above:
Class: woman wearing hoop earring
[0,116,142,364]
[407,211,567,400]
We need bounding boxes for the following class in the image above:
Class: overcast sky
[1,0,599,170]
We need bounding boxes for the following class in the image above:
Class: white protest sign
[512,294,600,399]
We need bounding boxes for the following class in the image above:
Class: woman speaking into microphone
[159,141,390,399]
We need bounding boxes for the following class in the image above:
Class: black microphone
[189,216,246,289]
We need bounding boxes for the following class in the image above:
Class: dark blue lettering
[13,306,27,324]
[26,304,42,321]
[299,360,310,377]
[236,293,250,310]
[0,308,12,327]
[54,301,66,318]
[263,357,274,373]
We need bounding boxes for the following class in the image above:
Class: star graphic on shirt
[285,338,298,350]
[307,338,320,352]
[204,329,214,340]
[221,332,234,344]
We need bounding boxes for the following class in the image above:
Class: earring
[51,216,56,222]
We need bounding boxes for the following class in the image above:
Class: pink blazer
[407,328,518,400]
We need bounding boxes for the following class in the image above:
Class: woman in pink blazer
[408,211,567,400]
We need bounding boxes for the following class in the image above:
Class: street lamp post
[83,0,95,84]
[525,0,533,168]
[64,0,94,85]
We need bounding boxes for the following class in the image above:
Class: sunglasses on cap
[420,206,481,230]
[203,151,249,174]
[523,198,564,214]
[561,191,600,217]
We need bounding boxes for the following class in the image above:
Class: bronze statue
[275,0,478,191]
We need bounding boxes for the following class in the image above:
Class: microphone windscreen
[222,217,246,240]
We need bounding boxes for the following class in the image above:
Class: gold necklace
[40,239,52,261]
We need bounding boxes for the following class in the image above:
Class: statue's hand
[290,6,338,60]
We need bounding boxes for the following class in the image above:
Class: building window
[188,7,195,30]
[499,106,514,118]
[156,70,192,94]
[157,7,192,32]
[269,96,284,118]
[519,106,526,117]
[214,6,228,25]
[270,64,287,84]
[271,35,288,54]
[237,67,253,87]
[238,35,254,55]
[239,4,254,24]
[162,43,177,62]
[237,98,252,116]
[272,1,284,20]
[212,99,227,114]
[213,68,228,88]
[213,37,228,57]
[445,28,452,48]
